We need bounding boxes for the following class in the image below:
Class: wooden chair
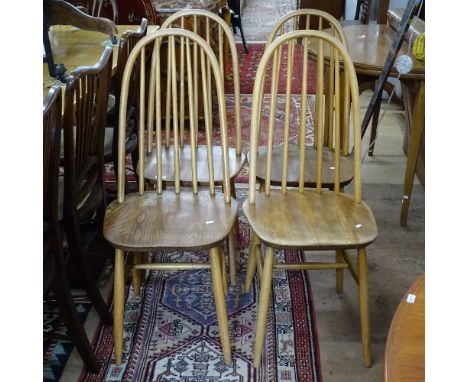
[86,0,119,24]
[44,0,117,36]
[103,28,237,366]
[243,30,378,368]
[104,18,148,191]
[43,86,99,373]
[252,10,353,191]
[62,47,114,328]
[148,9,245,284]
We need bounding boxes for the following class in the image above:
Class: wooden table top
[43,24,158,95]
[384,273,425,381]
[309,24,425,79]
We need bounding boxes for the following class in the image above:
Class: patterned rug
[77,190,322,382]
[233,0,296,42]
[225,44,317,95]
[44,300,93,381]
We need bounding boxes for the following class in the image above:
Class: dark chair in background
[62,47,114,328]
[43,86,99,373]
[104,18,148,193]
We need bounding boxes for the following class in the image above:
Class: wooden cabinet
[297,0,345,29]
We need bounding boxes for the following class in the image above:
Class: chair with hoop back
[44,86,100,373]
[104,18,148,191]
[243,30,378,368]
[103,28,237,366]
[252,9,354,193]
[62,47,114,327]
[145,9,245,285]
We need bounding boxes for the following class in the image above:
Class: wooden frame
[104,28,238,365]
[243,30,378,368]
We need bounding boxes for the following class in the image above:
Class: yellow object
[413,33,425,61]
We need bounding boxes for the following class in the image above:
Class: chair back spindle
[248,30,361,205]
[118,29,231,204]
[160,10,242,156]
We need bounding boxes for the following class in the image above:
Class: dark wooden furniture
[43,86,99,373]
[297,0,345,29]
[309,22,425,225]
[244,30,378,368]
[341,0,371,25]
[44,0,117,35]
[62,47,114,328]
[104,28,238,366]
[104,18,148,190]
[384,273,425,381]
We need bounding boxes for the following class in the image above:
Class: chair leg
[258,182,265,193]
[244,230,260,292]
[209,247,232,364]
[253,246,275,368]
[236,17,249,54]
[358,247,372,367]
[132,252,144,296]
[335,250,345,293]
[113,248,125,366]
[230,179,240,236]
[52,272,99,373]
[228,230,237,286]
[219,246,229,296]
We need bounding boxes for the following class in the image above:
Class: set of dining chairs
[43,7,378,373]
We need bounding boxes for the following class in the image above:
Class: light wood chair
[62,47,114,327]
[145,9,245,285]
[44,86,100,373]
[103,28,237,366]
[251,9,354,191]
[243,30,378,368]
[104,18,148,191]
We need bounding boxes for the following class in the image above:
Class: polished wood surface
[143,145,246,184]
[309,24,425,79]
[384,273,425,381]
[243,190,377,249]
[43,24,158,88]
[244,30,377,368]
[104,190,238,251]
[252,145,354,188]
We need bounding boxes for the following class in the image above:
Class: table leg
[400,80,425,226]
[368,88,382,156]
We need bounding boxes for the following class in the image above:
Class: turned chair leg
[358,247,372,367]
[336,250,345,293]
[113,248,125,366]
[244,230,260,292]
[253,246,275,368]
[209,246,232,364]
[228,230,237,286]
[132,252,145,296]
[220,246,229,296]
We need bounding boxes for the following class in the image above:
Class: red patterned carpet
[225,43,317,95]
[78,190,322,382]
